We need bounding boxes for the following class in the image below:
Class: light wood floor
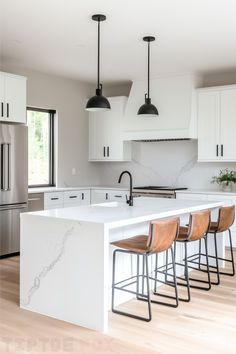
[0,251,235,354]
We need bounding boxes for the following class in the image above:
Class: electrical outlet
[72,168,76,176]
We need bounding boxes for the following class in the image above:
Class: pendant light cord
[147,40,150,99]
[97,19,100,90]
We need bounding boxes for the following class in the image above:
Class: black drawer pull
[114,195,122,198]
[51,197,59,200]
[216,144,218,157]
[103,146,106,157]
[105,193,108,200]
[82,193,84,200]
[1,102,3,117]
[6,103,9,118]
[221,144,223,157]
[69,196,77,199]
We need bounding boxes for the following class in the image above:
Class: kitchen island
[20,197,223,332]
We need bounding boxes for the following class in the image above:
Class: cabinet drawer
[109,190,128,203]
[91,190,109,204]
[64,190,90,205]
[44,192,64,208]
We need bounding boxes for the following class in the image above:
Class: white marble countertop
[28,186,129,194]
[175,188,236,196]
[25,197,222,229]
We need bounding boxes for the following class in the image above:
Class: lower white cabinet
[176,191,236,247]
[44,190,90,210]
[44,192,64,209]
[64,190,90,207]
[91,189,128,204]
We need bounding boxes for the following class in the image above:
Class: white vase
[221,181,233,192]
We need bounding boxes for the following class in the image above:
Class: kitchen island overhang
[20,197,223,332]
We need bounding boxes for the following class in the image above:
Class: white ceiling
[1,0,236,84]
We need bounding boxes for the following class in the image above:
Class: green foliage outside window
[28,110,50,186]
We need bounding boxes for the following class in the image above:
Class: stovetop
[133,186,188,191]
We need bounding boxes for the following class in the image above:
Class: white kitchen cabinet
[44,192,64,209]
[89,96,131,161]
[63,190,90,207]
[90,189,128,204]
[0,72,27,124]
[90,190,110,204]
[197,85,236,162]
[109,190,128,203]
[44,190,91,209]
[220,89,236,160]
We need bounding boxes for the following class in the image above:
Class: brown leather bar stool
[173,210,211,302]
[111,217,179,322]
[207,205,235,285]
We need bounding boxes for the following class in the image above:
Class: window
[27,107,55,187]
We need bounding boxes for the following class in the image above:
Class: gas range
[133,186,187,199]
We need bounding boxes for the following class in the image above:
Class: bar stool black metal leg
[142,255,145,295]
[198,238,201,269]
[171,247,179,307]
[145,255,152,321]
[184,242,191,302]
[112,250,152,322]
[154,253,158,293]
[136,254,140,299]
[111,249,117,312]
[165,249,168,283]
[229,229,235,276]
[213,232,220,285]
[204,235,211,290]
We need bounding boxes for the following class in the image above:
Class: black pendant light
[138,36,158,116]
[86,14,111,111]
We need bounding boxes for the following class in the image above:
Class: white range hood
[122,74,202,141]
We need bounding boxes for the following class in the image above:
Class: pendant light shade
[137,36,158,117]
[86,14,111,111]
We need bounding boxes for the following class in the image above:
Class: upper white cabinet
[0,72,27,124]
[89,96,131,161]
[198,85,236,162]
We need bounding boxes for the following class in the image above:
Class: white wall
[1,64,100,187]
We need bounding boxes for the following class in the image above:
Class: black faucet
[118,171,133,206]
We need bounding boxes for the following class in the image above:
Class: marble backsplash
[97,140,236,190]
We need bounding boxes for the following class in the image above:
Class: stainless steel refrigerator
[0,123,28,257]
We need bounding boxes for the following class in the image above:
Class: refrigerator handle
[1,143,5,190]
[7,143,11,191]
[1,143,11,191]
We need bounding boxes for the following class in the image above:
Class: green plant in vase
[211,168,236,192]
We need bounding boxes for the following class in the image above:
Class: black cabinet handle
[216,145,218,157]
[105,193,108,200]
[221,144,223,157]
[69,195,77,199]
[82,193,84,200]
[1,103,3,117]
[107,146,109,157]
[114,195,122,198]
[103,146,106,157]
[51,197,59,200]
[6,103,9,118]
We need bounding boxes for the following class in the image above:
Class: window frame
[27,107,56,188]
